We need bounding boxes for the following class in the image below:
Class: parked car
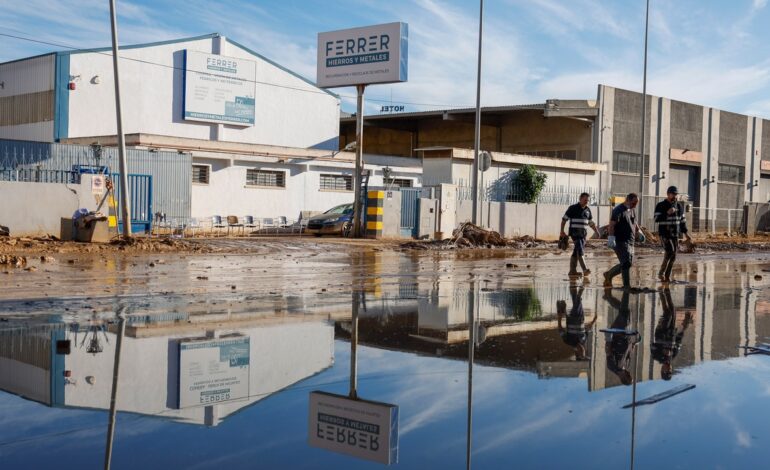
[305,203,354,237]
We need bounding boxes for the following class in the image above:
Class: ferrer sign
[317,22,408,88]
[178,336,250,408]
[308,391,399,464]
[183,50,256,126]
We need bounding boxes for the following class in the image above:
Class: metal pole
[353,84,366,238]
[638,0,650,222]
[104,311,126,470]
[465,280,476,470]
[471,0,484,225]
[109,0,132,238]
[349,290,360,399]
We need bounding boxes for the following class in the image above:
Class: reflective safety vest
[562,203,594,238]
[654,199,688,239]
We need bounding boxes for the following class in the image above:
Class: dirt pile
[0,254,27,268]
[0,235,214,255]
[401,224,551,250]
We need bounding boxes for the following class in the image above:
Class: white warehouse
[0,33,421,225]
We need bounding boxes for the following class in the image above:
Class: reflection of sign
[308,391,398,464]
[317,22,408,88]
[91,175,105,195]
[184,50,256,126]
[670,148,702,163]
[178,336,250,408]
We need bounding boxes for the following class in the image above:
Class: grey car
[305,203,354,237]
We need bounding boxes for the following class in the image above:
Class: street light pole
[109,0,132,238]
[353,84,366,238]
[471,0,484,225]
[638,0,650,222]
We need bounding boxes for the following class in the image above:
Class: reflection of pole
[353,85,366,238]
[108,0,132,238]
[104,310,126,470]
[466,281,476,470]
[629,295,642,470]
[471,0,484,225]
[350,290,360,399]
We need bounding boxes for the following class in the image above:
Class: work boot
[568,255,580,277]
[603,271,613,288]
[578,256,590,275]
[621,268,631,289]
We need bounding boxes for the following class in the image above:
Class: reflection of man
[604,289,640,386]
[557,285,596,360]
[560,192,601,277]
[651,288,693,380]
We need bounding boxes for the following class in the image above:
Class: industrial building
[2,29,769,237]
[0,33,421,231]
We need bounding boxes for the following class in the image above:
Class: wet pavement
[1,244,770,469]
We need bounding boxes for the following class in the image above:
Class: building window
[613,152,649,175]
[718,164,744,184]
[320,174,353,191]
[384,177,413,188]
[192,164,210,184]
[246,169,286,188]
[518,149,577,160]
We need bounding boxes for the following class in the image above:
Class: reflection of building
[0,313,334,426]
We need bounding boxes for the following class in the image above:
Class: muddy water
[1,242,769,468]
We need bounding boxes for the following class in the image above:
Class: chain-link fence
[455,181,611,205]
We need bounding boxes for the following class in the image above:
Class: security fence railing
[455,181,611,205]
[638,195,745,235]
[0,168,80,184]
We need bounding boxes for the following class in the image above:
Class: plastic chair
[211,215,225,236]
[227,215,244,236]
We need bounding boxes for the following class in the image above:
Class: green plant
[515,164,548,204]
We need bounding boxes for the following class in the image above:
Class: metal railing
[0,168,80,184]
[638,195,745,235]
[455,182,611,205]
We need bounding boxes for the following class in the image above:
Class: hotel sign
[317,22,408,88]
[308,391,399,464]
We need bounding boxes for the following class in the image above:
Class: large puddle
[1,249,769,468]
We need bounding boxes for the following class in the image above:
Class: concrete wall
[0,175,101,236]
[190,153,421,222]
[64,35,339,149]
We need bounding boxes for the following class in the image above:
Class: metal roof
[341,104,547,122]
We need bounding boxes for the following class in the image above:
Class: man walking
[654,186,691,283]
[603,193,643,289]
[560,192,600,277]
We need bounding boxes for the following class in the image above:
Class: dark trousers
[606,242,634,287]
[571,236,586,257]
[659,237,678,279]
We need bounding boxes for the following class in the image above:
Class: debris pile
[0,254,27,268]
[401,223,549,250]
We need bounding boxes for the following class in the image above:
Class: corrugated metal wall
[0,139,191,219]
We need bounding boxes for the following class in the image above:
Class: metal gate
[112,174,153,234]
[400,188,421,238]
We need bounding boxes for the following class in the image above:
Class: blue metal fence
[400,188,422,237]
[111,173,153,234]
[0,139,190,221]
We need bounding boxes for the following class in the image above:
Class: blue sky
[2,0,770,116]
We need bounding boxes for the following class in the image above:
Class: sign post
[317,22,408,238]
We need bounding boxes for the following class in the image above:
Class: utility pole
[638,0,650,223]
[471,0,484,225]
[109,0,132,238]
[353,84,366,238]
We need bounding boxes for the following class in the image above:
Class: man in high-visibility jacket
[654,186,692,283]
[560,192,600,277]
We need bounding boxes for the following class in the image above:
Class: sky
[2,0,770,116]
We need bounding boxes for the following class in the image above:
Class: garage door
[759,174,770,203]
[669,164,700,204]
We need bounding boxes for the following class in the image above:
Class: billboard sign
[178,336,250,408]
[308,391,399,464]
[184,50,256,126]
[317,22,408,88]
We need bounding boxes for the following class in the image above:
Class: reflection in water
[1,258,769,468]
